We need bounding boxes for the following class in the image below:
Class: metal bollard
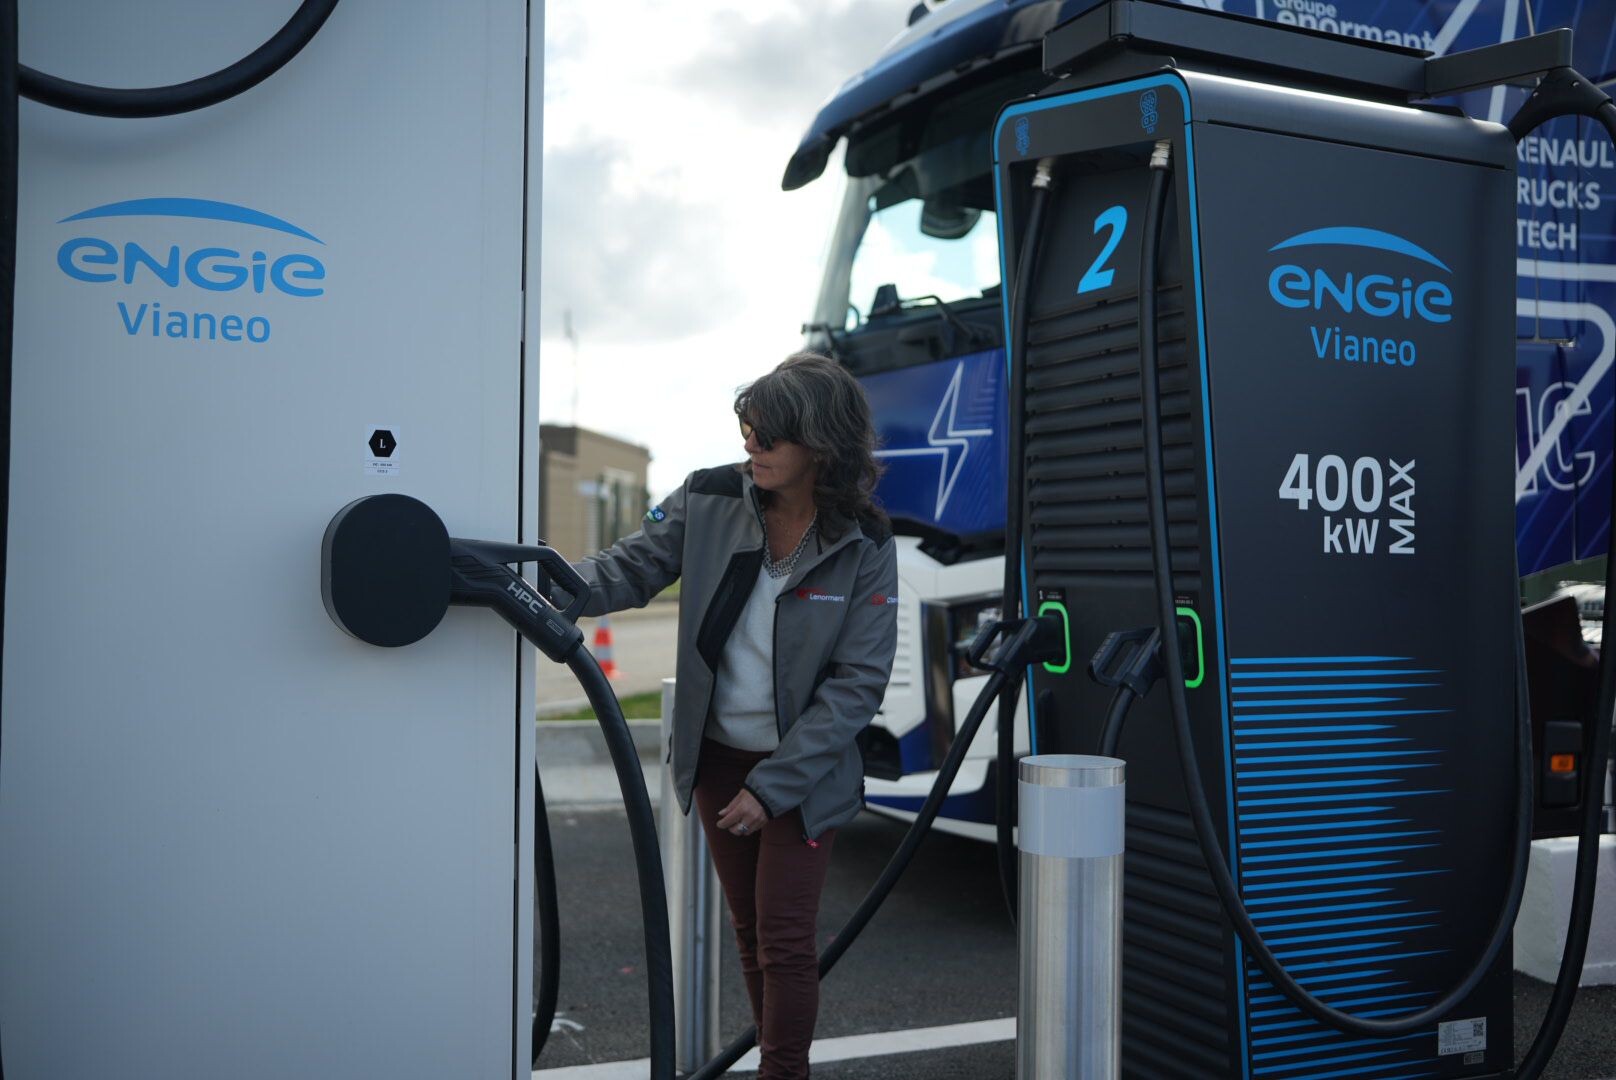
[1017,754,1124,1079]
[659,677,722,1072]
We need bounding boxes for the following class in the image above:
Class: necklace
[762,506,817,579]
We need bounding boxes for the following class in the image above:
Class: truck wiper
[896,293,993,353]
[799,320,848,362]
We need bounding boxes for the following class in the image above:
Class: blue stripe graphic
[1236,765,1436,779]
[1243,845,1435,865]
[1246,951,1446,982]
[1242,819,1409,834]
[1253,1003,1426,1030]
[1234,683,1437,693]
[1254,990,1427,1015]
[1265,924,1436,947]
[1238,726,1397,735]
[1230,655,1411,665]
[1232,669,1440,679]
[1242,806,1396,821]
[1253,992,1430,1020]
[1235,738,1409,750]
[1245,860,1401,879]
[1255,1053,1424,1079]
[1266,924,1435,950]
[1240,790,1448,807]
[1252,984,1406,1009]
[1251,901,1407,921]
[1246,888,1394,906]
[1236,726,1395,737]
[1245,831,1435,849]
[1254,1046,1411,1075]
[1271,941,1415,962]
[59,197,324,243]
[1240,780,1403,793]
[1233,697,1404,707]
[1254,1031,1428,1062]
[1253,1017,1427,1046]
[1252,966,1396,986]
[1233,710,1447,721]
[1259,911,1435,933]
[1244,870,1444,891]
[1235,750,1434,764]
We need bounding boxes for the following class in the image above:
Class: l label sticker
[366,426,400,477]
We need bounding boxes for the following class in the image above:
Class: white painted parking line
[533,1016,1016,1078]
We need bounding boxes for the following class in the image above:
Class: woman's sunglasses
[739,418,777,451]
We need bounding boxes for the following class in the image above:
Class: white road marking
[533,1016,1016,1078]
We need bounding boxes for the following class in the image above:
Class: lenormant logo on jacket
[796,588,845,602]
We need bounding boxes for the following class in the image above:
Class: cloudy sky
[538,0,911,497]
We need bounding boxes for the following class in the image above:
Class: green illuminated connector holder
[1037,600,1071,674]
[1176,605,1205,689]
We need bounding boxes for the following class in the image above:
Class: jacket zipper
[771,592,785,742]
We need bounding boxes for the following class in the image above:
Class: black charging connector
[1088,628,1162,699]
[1087,628,1163,759]
[448,537,588,663]
[966,615,1067,674]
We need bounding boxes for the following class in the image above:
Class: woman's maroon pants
[693,737,836,1080]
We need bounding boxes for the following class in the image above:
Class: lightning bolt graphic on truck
[785,0,1615,838]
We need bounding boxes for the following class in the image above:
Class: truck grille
[889,603,915,690]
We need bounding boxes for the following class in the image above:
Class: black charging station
[995,3,1555,1075]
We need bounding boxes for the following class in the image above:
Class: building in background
[539,424,652,557]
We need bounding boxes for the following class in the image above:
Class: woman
[572,352,897,1079]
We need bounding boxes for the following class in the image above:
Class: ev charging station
[0,3,551,1075]
[2,2,1613,1079]
[992,3,1615,1076]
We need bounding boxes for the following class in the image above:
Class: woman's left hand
[716,790,768,837]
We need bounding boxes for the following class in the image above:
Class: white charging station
[0,2,543,1075]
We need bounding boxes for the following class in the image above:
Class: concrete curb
[536,717,663,764]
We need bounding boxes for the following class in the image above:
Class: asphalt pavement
[531,803,1616,1079]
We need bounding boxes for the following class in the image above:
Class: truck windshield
[829,174,1000,330]
[810,66,1045,341]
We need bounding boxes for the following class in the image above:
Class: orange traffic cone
[593,614,619,680]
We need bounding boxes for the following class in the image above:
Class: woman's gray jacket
[574,464,898,839]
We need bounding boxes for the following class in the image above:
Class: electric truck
[790,0,1616,839]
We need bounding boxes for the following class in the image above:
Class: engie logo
[55,197,327,346]
[795,588,845,603]
[1266,226,1452,370]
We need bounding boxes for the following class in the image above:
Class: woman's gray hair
[734,352,887,539]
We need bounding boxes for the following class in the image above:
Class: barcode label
[1438,1017,1487,1056]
